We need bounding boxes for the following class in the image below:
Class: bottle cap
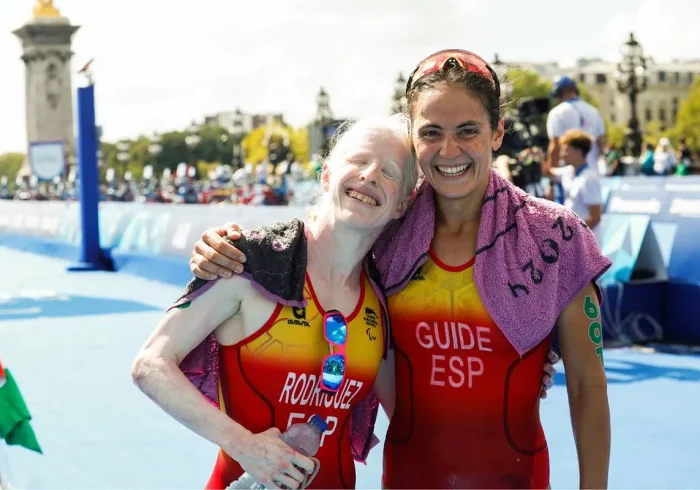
[309,414,328,432]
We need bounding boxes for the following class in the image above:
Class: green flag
[0,369,42,454]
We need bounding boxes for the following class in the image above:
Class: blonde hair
[308,114,418,218]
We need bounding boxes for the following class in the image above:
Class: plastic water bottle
[227,415,328,490]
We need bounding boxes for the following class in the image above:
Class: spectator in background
[254,159,268,184]
[605,145,624,176]
[492,154,513,182]
[639,142,655,176]
[542,128,602,229]
[546,76,606,202]
[676,139,693,176]
[653,137,677,176]
[678,138,692,163]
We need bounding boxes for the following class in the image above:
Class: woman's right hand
[190,222,247,280]
[232,427,316,489]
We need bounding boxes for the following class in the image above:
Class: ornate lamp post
[614,32,649,156]
[231,108,245,170]
[391,73,408,114]
[316,87,333,156]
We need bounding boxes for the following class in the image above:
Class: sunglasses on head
[320,310,348,393]
[406,49,500,98]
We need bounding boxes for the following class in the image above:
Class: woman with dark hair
[188,50,611,489]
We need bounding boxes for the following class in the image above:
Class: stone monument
[13,0,80,177]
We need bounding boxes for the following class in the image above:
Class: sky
[1,0,699,154]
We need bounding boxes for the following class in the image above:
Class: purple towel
[374,170,612,355]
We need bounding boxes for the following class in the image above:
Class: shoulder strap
[566,99,586,128]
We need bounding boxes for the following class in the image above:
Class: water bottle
[227,415,328,490]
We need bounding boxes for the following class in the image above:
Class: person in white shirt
[653,137,677,175]
[545,76,606,202]
[543,128,602,229]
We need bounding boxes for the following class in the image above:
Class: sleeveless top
[206,272,385,489]
[383,251,551,489]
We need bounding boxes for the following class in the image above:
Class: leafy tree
[671,78,700,151]
[577,83,599,108]
[158,131,190,174]
[643,121,672,147]
[506,68,551,109]
[195,125,233,166]
[242,126,269,165]
[99,142,117,183]
[196,161,220,180]
[290,127,309,163]
[126,136,152,180]
[242,122,309,166]
[0,153,25,185]
[604,118,626,149]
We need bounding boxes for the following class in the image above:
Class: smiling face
[411,84,504,201]
[320,125,413,231]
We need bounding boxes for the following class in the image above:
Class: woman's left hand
[540,350,559,399]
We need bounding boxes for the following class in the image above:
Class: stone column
[13,6,80,177]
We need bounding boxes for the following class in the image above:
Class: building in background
[570,59,700,130]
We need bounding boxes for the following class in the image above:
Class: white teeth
[436,164,470,176]
[347,189,378,206]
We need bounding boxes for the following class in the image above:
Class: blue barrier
[603,180,700,286]
[598,281,665,345]
[596,176,700,345]
[663,282,700,345]
[0,201,306,257]
[594,214,650,283]
[0,201,307,295]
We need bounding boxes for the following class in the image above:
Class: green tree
[290,127,309,163]
[0,153,25,186]
[577,84,599,108]
[196,161,220,180]
[506,68,552,108]
[99,142,117,183]
[196,125,233,166]
[604,117,626,149]
[643,121,672,147]
[242,125,269,165]
[671,78,700,151]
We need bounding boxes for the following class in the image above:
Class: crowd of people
[0,157,323,206]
